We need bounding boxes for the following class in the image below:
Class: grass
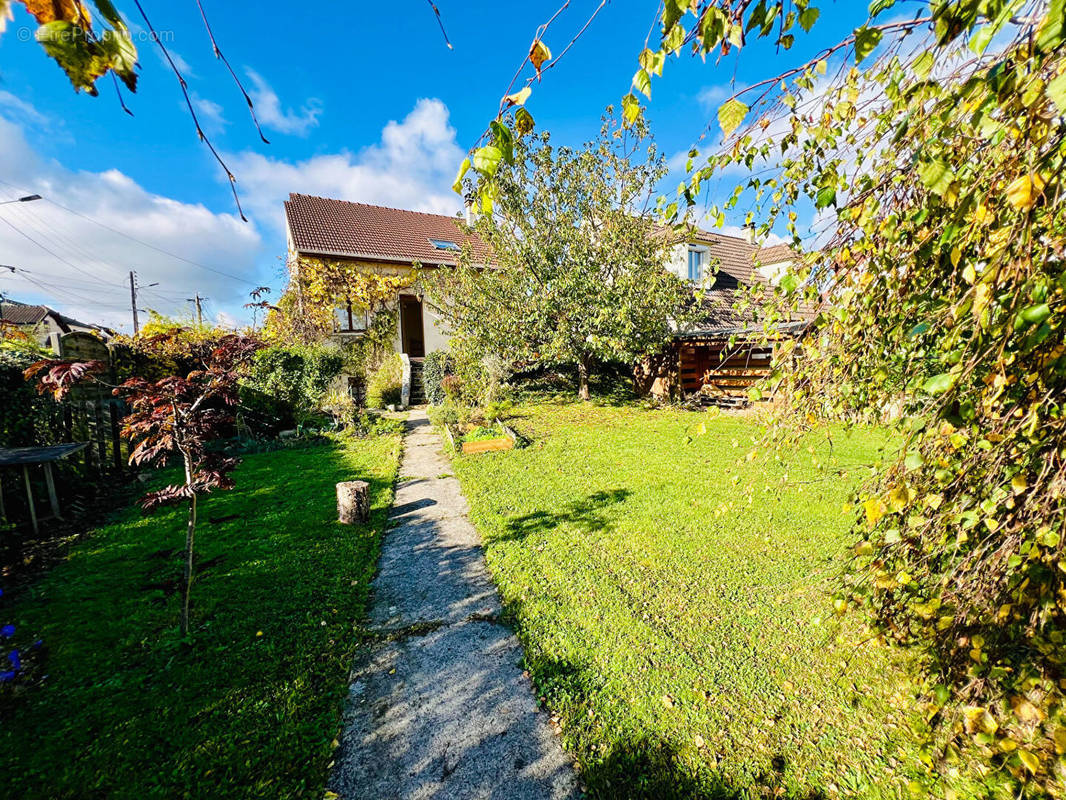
[0,433,401,799]
[448,401,957,799]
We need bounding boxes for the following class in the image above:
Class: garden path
[329,409,580,800]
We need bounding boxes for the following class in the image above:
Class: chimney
[743,223,756,245]
[464,200,476,226]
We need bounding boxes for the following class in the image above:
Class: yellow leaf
[887,485,914,513]
[504,86,532,107]
[529,39,552,78]
[1005,173,1046,211]
[1018,749,1040,774]
[864,497,886,526]
[1011,474,1027,494]
[694,734,705,748]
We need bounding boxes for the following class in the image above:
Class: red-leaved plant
[27,330,262,635]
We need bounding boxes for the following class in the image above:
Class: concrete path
[329,410,581,800]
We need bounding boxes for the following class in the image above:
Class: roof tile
[284,194,489,265]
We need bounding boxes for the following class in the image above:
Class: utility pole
[129,271,159,336]
[129,270,139,335]
[187,293,205,327]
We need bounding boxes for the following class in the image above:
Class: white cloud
[696,84,730,112]
[244,69,322,137]
[227,97,466,233]
[0,104,262,333]
[0,95,470,332]
[191,93,228,134]
[0,91,49,127]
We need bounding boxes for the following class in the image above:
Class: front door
[399,296,425,357]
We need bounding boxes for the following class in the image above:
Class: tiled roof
[0,301,113,335]
[284,194,490,265]
[0,302,50,326]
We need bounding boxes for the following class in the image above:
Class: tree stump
[337,480,370,524]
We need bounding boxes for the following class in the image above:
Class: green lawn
[0,434,401,799]
[450,401,956,799]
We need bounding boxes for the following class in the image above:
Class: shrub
[366,353,403,409]
[440,374,463,404]
[422,350,452,406]
[244,345,344,417]
[319,388,356,429]
[0,346,61,448]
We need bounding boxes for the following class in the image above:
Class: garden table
[0,443,88,535]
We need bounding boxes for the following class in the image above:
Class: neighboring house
[0,300,114,350]
[283,193,812,404]
[657,226,814,402]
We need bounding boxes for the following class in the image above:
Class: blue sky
[0,0,872,331]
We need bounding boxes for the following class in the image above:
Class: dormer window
[429,238,461,252]
[687,247,707,282]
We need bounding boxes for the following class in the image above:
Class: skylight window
[429,238,461,251]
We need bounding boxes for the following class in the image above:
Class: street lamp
[0,195,42,205]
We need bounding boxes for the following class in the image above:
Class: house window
[687,248,706,282]
[335,301,368,333]
[429,238,461,251]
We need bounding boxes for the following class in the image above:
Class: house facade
[284,194,488,360]
[283,193,811,403]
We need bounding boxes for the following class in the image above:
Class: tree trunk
[181,455,197,637]
[577,354,591,402]
[337,480,370,524]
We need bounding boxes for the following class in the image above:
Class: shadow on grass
[0,438,400,800]
[501,489,631,541]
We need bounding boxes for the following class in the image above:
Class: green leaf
[1036,0,1065,52]
[912,51,934,80]
[37,22,105,95]
[622,93,642,126]
[868,0,897,16]
[969,0,1021,55]
[919,158,955,196]
[515,107,535,135]
[1019,303,1051,327]
[472,145,503,176]
[779,273,800,293]
[632,68,652,99]
[815,185,837,209]
[452,157,471,194]
[490,121,514,164]
[922,373,956,395]
[1047,71,1066,114]
[854,26,883,63]
[717,98,749,136]
[699,7,728,52]
[639,47,665,77]
[91,0,129,30]
[798,7,820,33]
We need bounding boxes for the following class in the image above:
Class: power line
[0,179,254,285]
[0,212,129,288]
[44,197,253,285]
[3,201,131,287]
